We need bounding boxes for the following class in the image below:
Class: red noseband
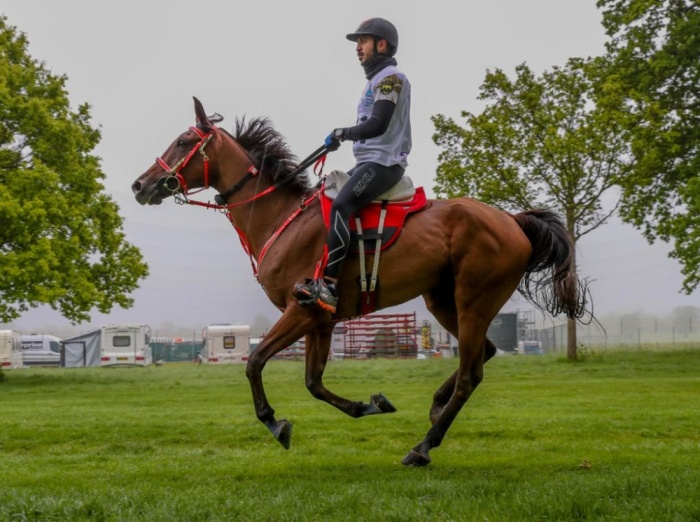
[155,126,213,194]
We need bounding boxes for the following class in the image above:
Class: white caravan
[0,330,24,370]
[100,324,152,367]
[201,324,251,364]
[21,334,62,366]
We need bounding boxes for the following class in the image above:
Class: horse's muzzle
[156,175,181,194]
[132,175,180,205]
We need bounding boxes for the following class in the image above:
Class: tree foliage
[669,305,700,334]
[597,0,700,292]
[0,17,148,323]
[432,60,634,359]
[433,59,630,241]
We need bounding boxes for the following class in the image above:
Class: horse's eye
[176,139,186,148]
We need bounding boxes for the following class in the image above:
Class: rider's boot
[293,278,338,313]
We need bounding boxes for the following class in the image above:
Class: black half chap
[324,162,405,280]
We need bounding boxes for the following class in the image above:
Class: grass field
[1,349,699,521]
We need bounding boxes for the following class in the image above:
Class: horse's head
[132,97,223,205]
[134,99,311,209]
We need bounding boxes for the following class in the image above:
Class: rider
[293,17,412,313]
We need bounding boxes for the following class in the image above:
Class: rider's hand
[324,128,344,151]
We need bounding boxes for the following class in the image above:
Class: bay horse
[132,98,587,466]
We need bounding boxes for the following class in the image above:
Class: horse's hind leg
[428,337,497,424]
[305,325,396,418]
[424,293,498,424]
[402,309,490,467]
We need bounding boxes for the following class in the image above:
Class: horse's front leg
[245,305,314,449]
[305,325,397,418]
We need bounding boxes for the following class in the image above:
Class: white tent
[61,330,102,367]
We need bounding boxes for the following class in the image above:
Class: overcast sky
[2,1,697,336]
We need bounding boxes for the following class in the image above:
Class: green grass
[1,350,699,521]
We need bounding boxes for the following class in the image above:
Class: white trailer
[100,324,152,367]
[201,324,250,364]
[0,329,24,370]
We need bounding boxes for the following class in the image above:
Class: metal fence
[535,314,700,353]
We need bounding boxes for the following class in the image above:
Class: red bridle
[156,126,328,278]
[155,126,213,194]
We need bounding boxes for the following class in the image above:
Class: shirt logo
[363,86,373,107]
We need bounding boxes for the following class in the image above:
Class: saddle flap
[323,170,416,202]
[320,185,427,255]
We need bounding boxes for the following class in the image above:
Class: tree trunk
[567,317,577,361]
[567,218,578,360]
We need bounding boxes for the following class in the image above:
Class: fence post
[655,318,658,349]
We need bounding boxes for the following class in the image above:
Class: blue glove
[324,129,344,151]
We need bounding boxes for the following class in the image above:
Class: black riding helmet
[346,17,398,56]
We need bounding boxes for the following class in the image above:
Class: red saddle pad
[320,186,427,254]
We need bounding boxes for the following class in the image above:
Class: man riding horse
[293,18,412,314]
[132,18,588,466]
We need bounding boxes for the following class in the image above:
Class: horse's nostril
[132,181,142,194]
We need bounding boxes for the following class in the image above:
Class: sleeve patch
[375,74,402,102]
[379,79,395,95]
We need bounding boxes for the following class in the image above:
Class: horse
[132,97,587,466]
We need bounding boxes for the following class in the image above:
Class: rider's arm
[340,100,396,142]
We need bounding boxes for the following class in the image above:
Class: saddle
[319,170,427,315]
[320,170,427,254]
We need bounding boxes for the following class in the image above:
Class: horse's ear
[208,112,224,124]
[193,96,209,125]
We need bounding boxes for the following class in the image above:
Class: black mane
[231,117,310,193]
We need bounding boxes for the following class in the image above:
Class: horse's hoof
[273,419,292,449]
[402,449,431,467]
[371,393,397,413]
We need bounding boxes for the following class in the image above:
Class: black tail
[513,209,588,320]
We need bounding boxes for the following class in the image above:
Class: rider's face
[355,36,386,65]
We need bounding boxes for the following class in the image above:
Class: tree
[0,17,148,323]
[669,305,700,335]
[251,314,273,337]
[596,0,700,293]
[433,59,631,360]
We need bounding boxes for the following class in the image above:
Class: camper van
[0,330,24,370]
[100,324,152,367]
[201,324,251,364]
[21,334,62,366]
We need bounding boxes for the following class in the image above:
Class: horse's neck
[216,160,293,256]
[215,134,312,260]
[228,188,309,258]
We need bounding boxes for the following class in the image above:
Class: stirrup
[293,278,337,313]
[293,278,317,306]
